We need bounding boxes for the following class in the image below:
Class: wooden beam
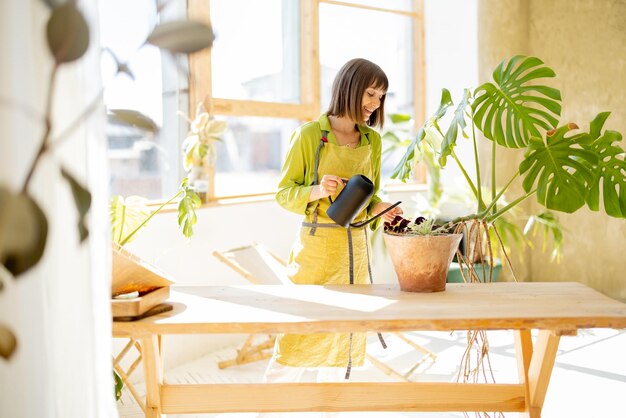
[187,0,212,116]
[300,0,321,121]
[319,0,420,18]
[141,335,163,418]
[211,99,311,119]
[515,329,533,417]
[160,382,526,413]
[527,330,561,417]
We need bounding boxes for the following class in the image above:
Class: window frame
[187,0,425,202]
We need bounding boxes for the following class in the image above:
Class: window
[99,0,188,199]
[101,0,425,201]
[191,0,425,200]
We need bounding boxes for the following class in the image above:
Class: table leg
[141,335,163,418]
[515,330,533,417]
[516,330,560,418]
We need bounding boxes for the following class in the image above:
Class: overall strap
[310,131,328,236]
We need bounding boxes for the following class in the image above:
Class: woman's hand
[318,174,344,197]
[308,174,346,202]
[372,201,403,223]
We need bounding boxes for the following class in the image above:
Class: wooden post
[141,335,163,418]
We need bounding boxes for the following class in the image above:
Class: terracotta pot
[383,232,463,292]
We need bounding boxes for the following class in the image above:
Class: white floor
[117,329,626,418]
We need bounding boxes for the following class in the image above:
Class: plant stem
[22,63,59,194]
[451,149,484,209]
[491,137,496,215]
[119,190,183,246]
[482,172,519,216]
[471,115,484,212]
[486,188,537,223]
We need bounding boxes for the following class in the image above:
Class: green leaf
[440,89,471,167]
[46,3,90,64]
[0,323,18,360]
[390,89,453,181]
[0,187,48,277]
[40,0,65,9]
[473,55,561,148]
[109,196,150,245]
[108,109,159,133]
[147,21,215,54]
[578,113,626,218]
[519,123,597,213]
[177,180,201,239]
[61,167,91,243]
[389,113,412,124]
[113,370,123,401]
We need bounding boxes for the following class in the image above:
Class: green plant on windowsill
[110,177,200,248]
[387,55,625,387]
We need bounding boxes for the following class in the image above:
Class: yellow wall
[477,0,626,301]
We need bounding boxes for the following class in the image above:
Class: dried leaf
[61,167,91,243]
[0,187,48,277]
[108,109,159,133]
[46,3,90,64]
[147,21,214,54]
[0,324,18,360]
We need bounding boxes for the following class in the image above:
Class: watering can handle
[350,201,402,228]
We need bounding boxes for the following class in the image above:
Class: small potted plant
[383,216,461,292]
[180,104,227,203]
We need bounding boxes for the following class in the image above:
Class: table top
[112,282,626,337]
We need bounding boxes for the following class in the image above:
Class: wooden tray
[111,286,170,318]
[111,243,174,297]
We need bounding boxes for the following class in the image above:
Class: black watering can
[326,174,401,228]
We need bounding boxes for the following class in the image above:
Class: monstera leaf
[109,196,150,246]
[577,112,626,218]
[519,123,597,213]
[473,56,562,148]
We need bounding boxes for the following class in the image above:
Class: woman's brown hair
[326,58,388,129]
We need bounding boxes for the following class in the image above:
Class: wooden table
[112,282,626,418]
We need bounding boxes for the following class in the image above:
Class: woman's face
[361,84,386,122]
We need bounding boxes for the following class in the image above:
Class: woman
[265,58,403,416]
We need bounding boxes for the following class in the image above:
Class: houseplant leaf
[519,123,597,213]
[46,3,90,64]
[439,89,471,167]
[0,323,17,360]
[109,196,150,245]
[147,21,214,54]
[473,55,561,148]
[524,211,564,262]
[177,179,201,239]
[108,109,159,133]
[61,167,91,242]
[577,112,626,218]
[0,187,48,277]
[390,89,452,181]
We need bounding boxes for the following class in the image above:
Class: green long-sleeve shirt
[276,114,383,229]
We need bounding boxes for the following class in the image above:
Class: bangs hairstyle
[326,58,389,129]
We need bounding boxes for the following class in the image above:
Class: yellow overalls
[274,128,382,376]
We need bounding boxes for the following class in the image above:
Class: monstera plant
[389,55,625,384]
[0,0,213,369]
